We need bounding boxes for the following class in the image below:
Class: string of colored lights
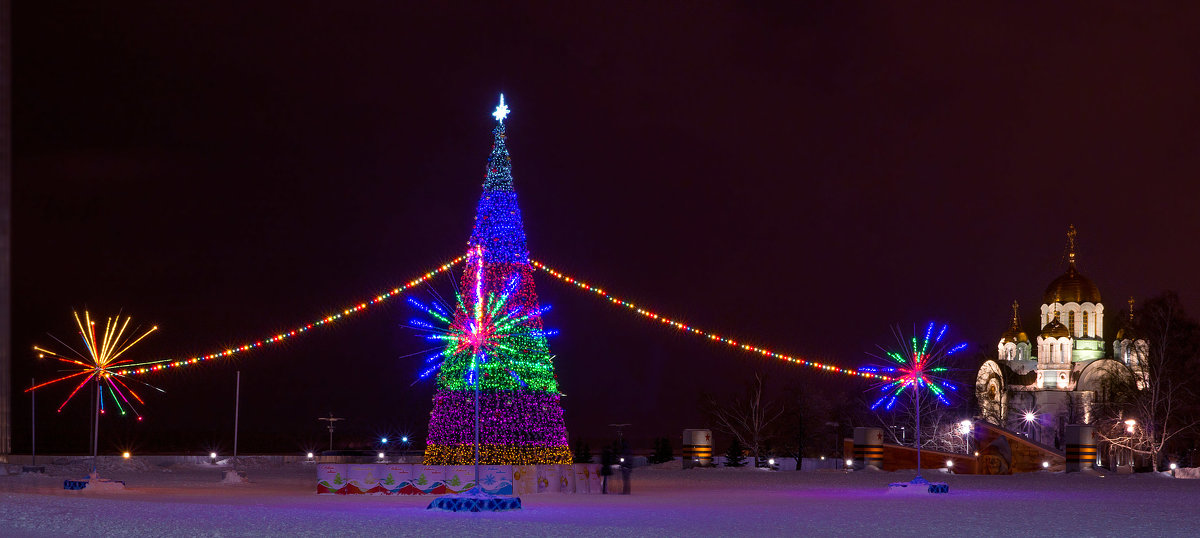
[111,256,466,377]
[529,259,891,381]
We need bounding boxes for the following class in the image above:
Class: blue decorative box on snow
[427,490,522,512]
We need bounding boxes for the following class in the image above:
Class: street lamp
[958,419,972,454]
[316,413,345,451]
[1124,419,1137,468]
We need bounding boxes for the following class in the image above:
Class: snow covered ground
[2,459,1197,536]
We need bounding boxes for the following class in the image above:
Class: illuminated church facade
[975,226,1148,446]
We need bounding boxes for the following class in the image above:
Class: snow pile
[1175,467,1200,479]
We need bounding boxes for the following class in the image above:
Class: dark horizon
[9,3,1200,455]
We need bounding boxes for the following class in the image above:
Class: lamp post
[1125,419,1137,468]
[318,413,344,453]
[1023,412,1038,440]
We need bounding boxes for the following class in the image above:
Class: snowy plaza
[2,460,1198,536]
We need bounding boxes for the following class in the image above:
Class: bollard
[682,429,713,469]
[853,427,884,470]
[1065,424,1096,472]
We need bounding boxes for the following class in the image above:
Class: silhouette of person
[599,446,614,494]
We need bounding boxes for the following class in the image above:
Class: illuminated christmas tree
[421,95,571,465]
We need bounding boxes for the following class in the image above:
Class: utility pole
[608,423,631,443]
[318,413,344,453]
[233,371,240,471]
[29,378,34,466]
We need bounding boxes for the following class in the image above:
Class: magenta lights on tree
[860,322,966,484]
[417,95,570,465]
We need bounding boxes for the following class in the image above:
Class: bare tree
[871,399,970,453]
[705,373,785,467]
[1096,292,1200,471]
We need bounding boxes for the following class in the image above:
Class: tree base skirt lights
[423,444,572,466]
[427,489,523,512]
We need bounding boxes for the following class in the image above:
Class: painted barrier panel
[414,465,445,494]
[316,464,593,496]
[478,465,514,495]
[585,464,601,494]
[383,464,417,495]
[573,464,596,494]
[537,464,561,493]
[316,463,346,494]
[346,464,385,495]
[560,464,576,493]
[444,466,475,494]
[512,465,537,495]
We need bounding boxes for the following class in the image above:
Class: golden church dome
[1040,318,1070,339]
[1001,327,1029,344]
[1043,264,1102,304]
[1043,225,1102,304]
[1000,301,1027,343]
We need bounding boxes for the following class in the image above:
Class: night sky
[11,3,1200,455]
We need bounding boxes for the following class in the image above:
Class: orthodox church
[975,226,1148,446]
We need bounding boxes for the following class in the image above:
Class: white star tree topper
[492,94,510,123]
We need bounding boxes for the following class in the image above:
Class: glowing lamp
[1170,463,1178,470]
[1024,412,1036,422]
[619,457,625,463]
[768,458,776,466]
[946,459,954,468]
[210,452,217,459]
[307,452,314,459]
[378,452,385,459]
[820,456,825,460]
[401,436,409,443]
[845,459,853,467]
[123,452,131,459]
[974,451,980,457]
[1042,461,1049,468]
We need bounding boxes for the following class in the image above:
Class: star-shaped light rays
[492,93,510,122]
[859,321,967,411]
[29,311,166,419]
[406,246,555,389]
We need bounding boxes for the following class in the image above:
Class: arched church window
[1069,311,1076,337]
[1082,311,1089,337]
